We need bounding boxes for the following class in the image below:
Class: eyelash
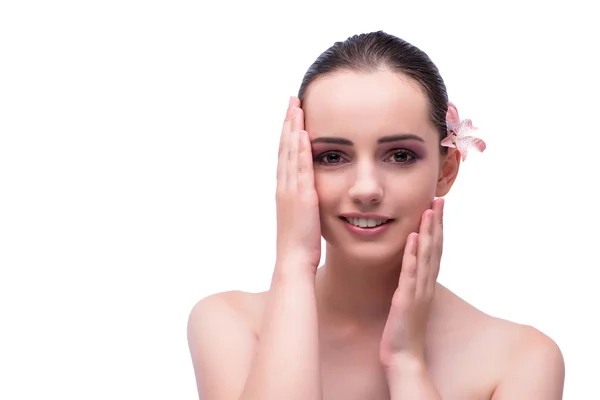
[315,150,419,166]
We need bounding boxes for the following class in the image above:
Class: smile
[343,217,390,228]
[339,216,394,238]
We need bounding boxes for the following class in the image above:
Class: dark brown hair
[298,31,449,150]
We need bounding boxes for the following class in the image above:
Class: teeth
[346,217,388,228]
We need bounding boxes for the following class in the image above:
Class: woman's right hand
[275,96,321,274]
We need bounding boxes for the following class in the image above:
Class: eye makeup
[380,140,427,160]
[310,136,428,162]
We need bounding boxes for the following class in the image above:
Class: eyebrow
[310,133,425,146]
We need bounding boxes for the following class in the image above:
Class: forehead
[303,70,436,142]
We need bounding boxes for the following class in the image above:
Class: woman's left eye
[386,150,416,164]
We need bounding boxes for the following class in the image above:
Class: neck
[315,243,404,324]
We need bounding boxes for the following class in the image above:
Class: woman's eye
[325,154,341,163]
[316,150,416,165]
[317,152,345,165]
[387,150,416,163]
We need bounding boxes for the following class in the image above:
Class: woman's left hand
[379,198,445,369]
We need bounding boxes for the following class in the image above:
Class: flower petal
[456,119,477,137]
[440,134,456,148]
[456,136,486,161]
[443,104,486,161]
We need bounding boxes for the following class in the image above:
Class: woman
[187,31,565,400]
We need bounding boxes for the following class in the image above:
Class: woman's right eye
[316,152,347,165]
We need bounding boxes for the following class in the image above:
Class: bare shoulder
[447,289,565,399]
[186,290,267,400]
[435,287,564,398]
[189,290,267,333]
[487,318,565,399]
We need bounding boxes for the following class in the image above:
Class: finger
[291,95,301,108]
[416,209,434,298]
[279,96,299,157]
[277,98,294,186]
[279,97,295,157]
[286,127,300,190]
[430,198,444,286]
[399,232,419,298]
[291,103,304,133]
[297,130,315,192]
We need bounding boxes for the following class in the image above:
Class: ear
[446,101,460,131]
[436,101,462,196]
[436,148,461,197]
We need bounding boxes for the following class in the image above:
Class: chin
[346,242,404,266]
[322,221,408,268]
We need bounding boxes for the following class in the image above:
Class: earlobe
[435,149,461,197]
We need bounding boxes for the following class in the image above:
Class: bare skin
[195,283,557,399]
[188,71,565,400]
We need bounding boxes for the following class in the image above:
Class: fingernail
[289,96,294,107]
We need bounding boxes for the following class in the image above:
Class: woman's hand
[275,96,321,274]
[379,198,445,369]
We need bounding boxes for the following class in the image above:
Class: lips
[339,216,394,237]
[342,216,391,228]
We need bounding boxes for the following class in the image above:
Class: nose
[348,162,383,206]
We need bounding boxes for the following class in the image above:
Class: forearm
[240,267,322,400]
[386,358,442,400]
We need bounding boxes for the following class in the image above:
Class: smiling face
[303,69,455,265]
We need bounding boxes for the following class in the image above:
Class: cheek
[313,173,341,243]
[387,170,438,222]
[314,172,341,207]
[387,165,437,199]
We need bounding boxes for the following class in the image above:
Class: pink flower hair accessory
[441,101,486,161]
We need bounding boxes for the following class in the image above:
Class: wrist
[272,262,316,284]
[384,353,427,376]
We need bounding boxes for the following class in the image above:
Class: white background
[1,1,598,399]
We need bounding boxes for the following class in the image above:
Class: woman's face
[303,70,455,265]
